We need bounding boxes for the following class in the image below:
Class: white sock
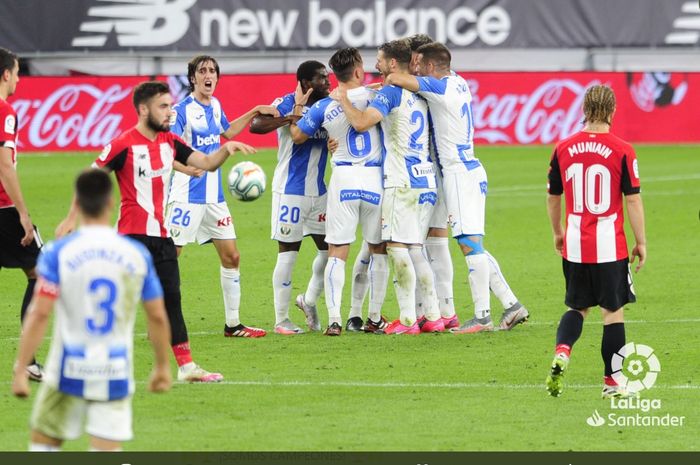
[465,254,490,320]
[324,257,345,325]
[304,250,328,306]
[425,236,455,318]
[272,251,298,325]
[410,246,440,321]
[29,442,60,452]
[486,250,518,309]
[387,247,417,325]
[221,266,241,327]
[349,242,370,319]
[368,253,389,323]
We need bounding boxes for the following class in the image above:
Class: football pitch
[0,145,698,451]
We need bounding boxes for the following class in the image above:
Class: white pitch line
[1,318,700,342]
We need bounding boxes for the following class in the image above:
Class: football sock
[368,253,389,323]
[602,322,625,377]
[387,247,417,326]
[172,342,193,367]
[272,251,298,325]
[29,442,60,452]
[465,254,490,320]
[324,257,345,325]
[409,246,440,321]
[304,250,327,307]
[485,251,518,309]
[424,236,455,318]
[349,242,370,319]
[20,278,36,322]
[220,266,241,327]
[555,310,585,357]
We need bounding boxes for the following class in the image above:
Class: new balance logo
[665,1,700,44]
[71,0,196,47]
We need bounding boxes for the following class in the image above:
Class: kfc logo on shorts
[217,216,232,227]
[318,213,326,223]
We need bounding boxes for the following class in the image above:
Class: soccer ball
[227,161,266,201]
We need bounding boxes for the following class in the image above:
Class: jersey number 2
[87,278,117,335]
[565,163,611,214]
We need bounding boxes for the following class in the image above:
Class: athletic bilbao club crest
[627,72,688,112]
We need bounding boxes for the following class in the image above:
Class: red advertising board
[9,72,699,153]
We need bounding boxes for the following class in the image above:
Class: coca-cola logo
[469,78,601,144]
[12,84,132,149]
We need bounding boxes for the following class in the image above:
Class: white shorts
[31,384,133,442]
[428,175,448,230]
[382,187,436,244]
[325,165,383,245]
[166,201,236,246]
[442,165,488,237]
[270,192,327,242]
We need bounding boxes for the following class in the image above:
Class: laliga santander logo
[469,78,596,145]
[12,84,132,150]
[611,342,661,393]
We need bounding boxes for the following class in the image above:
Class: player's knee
[456,234,484,255]
[222,250,240,268]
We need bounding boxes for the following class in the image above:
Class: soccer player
[545,85,646,399]
[249,61,331,335]
[57,81,254,382]
[167,55,275,338]
[332,39,444,334]
[385,43,529,333]
[290,48,388,336]
[0,47,44,381]
[12,169,172,451]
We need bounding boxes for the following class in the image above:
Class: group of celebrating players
[2,28,646,450]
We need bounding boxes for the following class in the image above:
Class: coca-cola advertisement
[10,72,700,153]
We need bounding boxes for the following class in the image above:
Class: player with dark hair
[13,169,172,451]
[406,33,434,74]
[0,47,45,381]
[386,42,529,334]
[332,39,443,334]
[250,60,331,335]
[289,48,388,336]
[57,81,255,382]
[546,85,646,399]
[167,55,276,339]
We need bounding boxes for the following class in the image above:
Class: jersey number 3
[87,278,117,335]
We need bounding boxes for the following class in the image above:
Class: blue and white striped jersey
[37,225,163,401]
[297,87,384,168]
[168,95,230,204]
[416,74,481,174]
[271,93,328,196]
[370,85,435,189]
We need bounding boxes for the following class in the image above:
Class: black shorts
[126,234,180,286]
[562,258,636,311]
[0,207,42,270]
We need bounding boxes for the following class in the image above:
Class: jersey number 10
[565,163,611,214]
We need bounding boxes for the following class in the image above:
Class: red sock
[604,375,618,386]
[555,344,571,358]
[172,342,193,367]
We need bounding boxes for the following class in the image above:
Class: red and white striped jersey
[0,98,19,208]
[94,128,193,237]
[548,131,641,264]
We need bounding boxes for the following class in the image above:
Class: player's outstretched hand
[255,105,280,118]
[148,367,172,393]
[294,81,313,106]
[55,217,75,239]
[226,141,256,156]
[18,213,35,247]
[12,371,30,398]
[631,243,646,272]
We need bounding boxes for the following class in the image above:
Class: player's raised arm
[384,73,419,92]
[249,114,300,134]
[330,87,383,133]
[224,105,280,139]
[179,138,256,172]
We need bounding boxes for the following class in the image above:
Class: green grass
[0,145,698,451]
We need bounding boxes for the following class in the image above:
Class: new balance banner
[9,72,700,152]
[1,0,699,53]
